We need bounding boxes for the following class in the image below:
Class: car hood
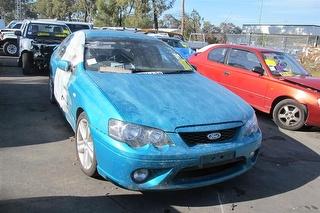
[282,76,320,91]
[87,71,252,131]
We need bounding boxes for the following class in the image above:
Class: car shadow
[1,112,319,212]
[0,66,73,148]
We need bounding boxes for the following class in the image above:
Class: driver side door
[221,48,270,111]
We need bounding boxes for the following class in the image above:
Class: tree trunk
[152,0,158,31]
[84,10,88,22]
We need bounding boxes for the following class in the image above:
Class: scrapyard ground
[0,56,319,213]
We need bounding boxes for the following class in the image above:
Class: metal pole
[181,0,185,36]
[15,0,22,20]
[258,0,263,24]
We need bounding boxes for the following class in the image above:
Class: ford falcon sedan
[49,30,261,191]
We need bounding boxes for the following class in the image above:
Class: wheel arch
[3,38,18,43]
[76,107,84,120]
[271,95,308,116]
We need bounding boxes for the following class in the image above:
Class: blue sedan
[158,37,195,59]
[49,30,261,191]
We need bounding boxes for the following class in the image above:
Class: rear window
[67,24,90,32]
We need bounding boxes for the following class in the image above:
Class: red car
[189,44,320,130]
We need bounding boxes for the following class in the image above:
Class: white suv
[15,20,70,75]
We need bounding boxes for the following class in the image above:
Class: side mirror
[14,30,22,36]
[252,66,264,75]
[57,60,71,72]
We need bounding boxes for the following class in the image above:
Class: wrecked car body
[49,30,262,191]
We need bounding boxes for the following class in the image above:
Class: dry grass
[311,70,320,77]
[299,47,320,77]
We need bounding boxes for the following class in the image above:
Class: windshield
[263,52,309,77]
[27,23,70,38]
[84,39,193,74]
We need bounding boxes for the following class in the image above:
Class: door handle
[224,71,230,76]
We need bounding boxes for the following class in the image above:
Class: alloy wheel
[76,118,94,170]
[277,104,302,127]
[6,44,18,55]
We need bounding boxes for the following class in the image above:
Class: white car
[15,20,71,74]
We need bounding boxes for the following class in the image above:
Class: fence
[226,34,319,55]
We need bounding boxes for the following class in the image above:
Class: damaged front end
[31,38,61,72]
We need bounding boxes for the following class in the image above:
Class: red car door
[219,48,269,111]
[196,47,228,83]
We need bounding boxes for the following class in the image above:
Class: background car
[189,44,320,130]
[49,30,261,191]
[0,21,22,56]
[61,21,93,32]
[16,20,70,74]
[148,34,195,59]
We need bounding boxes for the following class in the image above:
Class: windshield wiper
[163,70,193,74]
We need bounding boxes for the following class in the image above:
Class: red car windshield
[263,52,310,77]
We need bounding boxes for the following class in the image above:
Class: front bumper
[305,103,320,128]
[92,125,262,191]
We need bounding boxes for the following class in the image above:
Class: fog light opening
[250,149,259,162]
[132,169,149,183]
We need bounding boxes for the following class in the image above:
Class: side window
[227,49,262,71]
[56,34,74,59]
[208,48,227,63]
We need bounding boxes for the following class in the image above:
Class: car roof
[158,37,180,41]
[84,30,158,41]
[23,19,68,26]
[61,21,93,26]
[202,44,279,53]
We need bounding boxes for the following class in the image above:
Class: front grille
[173,158,245,183]
[179,128,237,145]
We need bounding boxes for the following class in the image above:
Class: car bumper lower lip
[93,128,262,191]
[305,105,320,128]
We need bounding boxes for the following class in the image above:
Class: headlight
[243,114,260,137]
[108,119,173,148]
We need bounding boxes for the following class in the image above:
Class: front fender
[67,66,123,134]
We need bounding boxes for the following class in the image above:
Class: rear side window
[208,48,227,63]
[227,49,262,71]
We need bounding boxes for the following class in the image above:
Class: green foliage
[160,14,180,28]
[0,0,16,22]
[183,9,202,38]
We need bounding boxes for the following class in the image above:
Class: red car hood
[282,76,320,91]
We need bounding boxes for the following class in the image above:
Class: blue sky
[166,0,320,27]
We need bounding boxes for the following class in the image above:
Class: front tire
[3,41,18,56]
[49,77,56,104]
[272,99,306,130]
[76,112,98,177]
[22,52,34,75]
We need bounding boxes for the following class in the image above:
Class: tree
[0,0,15,22]
[202,21,220,34]
[76,0,96,22]
[150,0,175,30]
[219,22,242,34]
[95,0,135,27]
[159,14,180,28]
[35,0,53,18]
[183,9,202,38]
